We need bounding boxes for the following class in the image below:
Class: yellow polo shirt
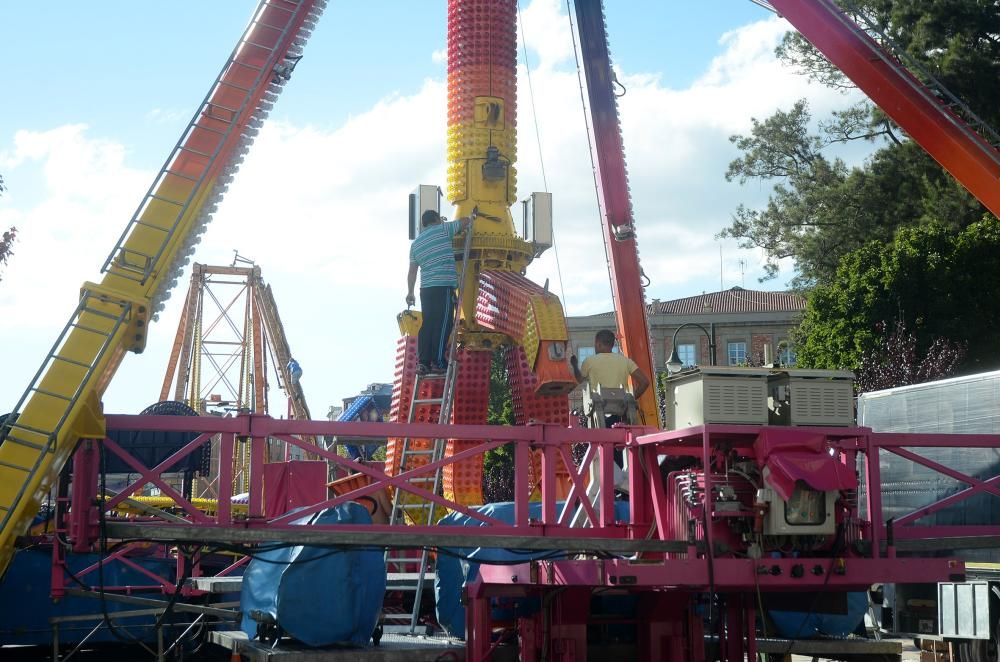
[581,353,639,392]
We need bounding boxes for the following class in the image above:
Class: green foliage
[777,0,1000,130]
[721,102,984,287]
[724,1,997,286]
[0,176,15,280]
[487,346,514,426]
[483,348,515,503]
[795,216,1000,373]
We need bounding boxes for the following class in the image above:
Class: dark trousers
[418,286,455,368]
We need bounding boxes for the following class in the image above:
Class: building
[566,287,806,373]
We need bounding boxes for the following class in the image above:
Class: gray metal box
[408,184,441,239]
[522,192,553,256]
[939,581,990,639]
[665,367,771,430]
[768,370,855,427]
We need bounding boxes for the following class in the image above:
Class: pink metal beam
[102,439,212,524]
[571,0,659,426]
[478,556,961,590]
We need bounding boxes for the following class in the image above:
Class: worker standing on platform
[406,210,471,375]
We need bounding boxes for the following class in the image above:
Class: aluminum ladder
[384,220,474,634]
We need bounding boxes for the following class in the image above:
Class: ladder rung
[30,387,73,402]
[69,322,114,337]
[79,305,126,321]
[190,121,227,136]
[177,145,213,159]
[243,40,278,55]
[5,421,55,439]
[387,558,424,564]
[217,80,253,94]
[412,399,443,405]
[3,434,47,451]
[51,354,94,370]
[380,614,415,620]
[164,168,200,182]
[132,220,173,233]
[257,21,289,32]
[0,459,35,472]
[229,60,265,74]
[400,449,436,456]
[149,194,186,207]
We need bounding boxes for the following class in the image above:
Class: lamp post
[666,322,716,374]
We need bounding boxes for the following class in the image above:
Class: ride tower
[387,0,577,508]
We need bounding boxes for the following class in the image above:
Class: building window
[676,343,696,368]
[778,341,796,366]
[728,341,747,366]
[577,346,595,362]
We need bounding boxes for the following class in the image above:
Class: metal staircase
[383,221,475,634]
[0,0,325,576]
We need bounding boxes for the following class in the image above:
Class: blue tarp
[770,591,867,639]
[0,547,182,646]
[435,500,631,638]
[240,503,385,647]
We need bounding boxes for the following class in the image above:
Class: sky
[0,0,867,417]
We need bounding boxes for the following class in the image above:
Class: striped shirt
[409,222,460,288]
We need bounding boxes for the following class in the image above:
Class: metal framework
[49,413,1000,659]
[160,262,310,423]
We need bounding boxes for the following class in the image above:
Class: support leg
[443,347,491,505]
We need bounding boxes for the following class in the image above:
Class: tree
[482,348,515,503]
[777,0,1000,131]
[721,101,985,287]
[722,1,997,286]
[0,175,14,279]
[795,216,1000,374]
[854,319,966,393]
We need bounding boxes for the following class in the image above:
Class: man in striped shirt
[406,210,472,375]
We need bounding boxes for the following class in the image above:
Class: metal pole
[668,322,716,370]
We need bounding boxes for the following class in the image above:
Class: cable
[517,1,570,314]
[566,0,617,316]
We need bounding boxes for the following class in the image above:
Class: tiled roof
[652,287,805,315]
[580,287,805,318]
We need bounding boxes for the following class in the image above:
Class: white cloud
[0,5,867,414]
[145,108,188,124]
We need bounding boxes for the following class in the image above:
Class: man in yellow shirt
[570,329,650,401]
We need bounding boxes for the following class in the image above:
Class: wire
[566,0,617,317]
[517,1,570,315]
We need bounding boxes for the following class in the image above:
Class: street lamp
[666,322,716,374]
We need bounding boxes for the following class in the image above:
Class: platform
[756,636,902,661]
[209,630,466,661]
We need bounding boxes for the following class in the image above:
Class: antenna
[738,258,747,286]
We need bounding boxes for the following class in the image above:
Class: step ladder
[383,218,475,634]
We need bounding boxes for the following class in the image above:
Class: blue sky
[0,1,864,415]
